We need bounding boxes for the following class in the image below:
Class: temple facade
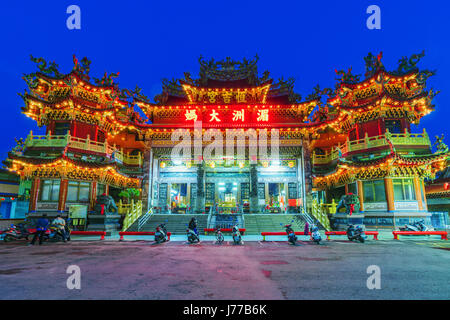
[4,53,448,231]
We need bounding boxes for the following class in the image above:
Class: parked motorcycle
[2,223,32,242]
[283,222,297,245]
[232,225,242,245]
[215,227,224,244]
[399,219,429,232]
[155,223,168,243]
[346,224,366,243]
[310,224,322,244]
[45,225,68,243]
[186,224,200,244]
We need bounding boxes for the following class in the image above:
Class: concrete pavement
[0,236,448,300]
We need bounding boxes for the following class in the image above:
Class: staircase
[243,214,306,235]
[126,214,209,234]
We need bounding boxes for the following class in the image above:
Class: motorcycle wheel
[3,235,13,242]
[359,237,365,243]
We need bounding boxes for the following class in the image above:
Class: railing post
[86,134,90,150]
[330,199,337,214]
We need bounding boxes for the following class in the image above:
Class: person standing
[29,214,49,245]
[304,221,310,236]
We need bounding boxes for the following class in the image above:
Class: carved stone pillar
[249,163,259,213]
[195,162,205,214]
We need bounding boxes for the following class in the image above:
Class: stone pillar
[186,184,191,208]
[150,156,159,207]
[301,138,313,212]
[249,163,259,213]
[105,184,109,195]
[265,182,269,205]
[58,179,69,212]
[356,180,364,212]
[414,176,424,211]
[29,178,40,212]
[384,178,395,212]
[141,143,153,213]
[195,162,205,214]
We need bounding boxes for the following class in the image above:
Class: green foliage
[118,188,140,202]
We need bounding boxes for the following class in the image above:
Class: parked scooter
[399,219,429,232]
[45,225,67,242]
[215,227,224,244]
[282,222,298,245]
[232,224,243,245]
[346,224,366,243]
[155,223,168,243]
[310,224,322,244]
[2,223,32,242]
[186,224,200,243]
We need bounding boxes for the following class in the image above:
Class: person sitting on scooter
[29,214,49,246]
[188,217,198,235]
[52,215,67,242]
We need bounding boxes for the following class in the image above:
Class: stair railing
[300,206,314,226]
[137,207,154,231]
[309,199,331,231]
[121,200,143,231]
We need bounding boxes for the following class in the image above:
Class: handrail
[312,129,430,166]
[310,199,331,231]
[138,208,154,231]
[24,131,143,167]
[121,200,144,231]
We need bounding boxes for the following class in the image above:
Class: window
[385,120,402,134]
[40,180,60,201]
[54,122,70,135]
[67,181,91,203]
[348,182,357,195]
[97,183,106,196]
[393,178,416,201]
[363,180,385,202]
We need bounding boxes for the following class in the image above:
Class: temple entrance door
[217,182,238,213]
[170,183,188,213]
[267,183,287,213]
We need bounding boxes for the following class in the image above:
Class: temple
[2,53,448,233]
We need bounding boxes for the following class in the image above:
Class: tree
[118,188,140,203]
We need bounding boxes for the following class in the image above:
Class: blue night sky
[0,0,448,162]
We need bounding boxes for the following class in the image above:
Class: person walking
[29,214,49,245]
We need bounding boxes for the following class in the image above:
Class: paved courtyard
[0,236,449,300]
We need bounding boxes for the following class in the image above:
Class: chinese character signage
[181,84,270,104]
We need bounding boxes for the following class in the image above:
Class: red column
[58,179,68,212]
[357,180,364,212]
[90,181,97,210]
[29,178,40,212]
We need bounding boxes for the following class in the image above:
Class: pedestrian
[29,214,49,245]
[304,221,309,236]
